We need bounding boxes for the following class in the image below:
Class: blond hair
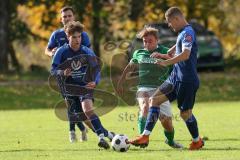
[137,27,158,39]
[165,7,183,18]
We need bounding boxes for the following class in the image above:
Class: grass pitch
[0,101,239,160]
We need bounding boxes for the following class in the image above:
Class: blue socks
[185,114,199,139]
[90,114,104,136]
[102,127,109,137]
[144,107,160,133]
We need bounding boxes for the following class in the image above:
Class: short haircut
[165,7,183,18]
[60,6,74,14]
[137,27,159,39]
[64,21,84,36]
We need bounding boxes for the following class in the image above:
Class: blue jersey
[47,28,91,49]
[51,44,100,89]
[170,25,199,85]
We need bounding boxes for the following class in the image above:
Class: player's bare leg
[129,89,168,147]
[137,91,149,134]
[160,115,183,149]
[82,99,110,149]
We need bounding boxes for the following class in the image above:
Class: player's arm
[150,52,172,59]
[45,47,57,57]
[45,31,58,57]
[157,32,193,66]
[50,49,71,76]
[152,45,176,60]
[151,45,172,59]
[157,49,190,66]
[117,62,137,95]
[83,48,101,89]
[167,44,176,58]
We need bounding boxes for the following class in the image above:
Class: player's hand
[86,82,96,89]
[167,49,175,58]
[150,52,163,59]
[51,47,58,56]
[64,68,72,76]
[155,60,168,67]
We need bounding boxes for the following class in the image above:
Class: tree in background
[1,0,239,73]
[27,0,112,58]
[0,0,31,73]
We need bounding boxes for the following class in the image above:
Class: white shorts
[136,87,172,117]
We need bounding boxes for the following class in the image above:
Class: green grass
[0,72,240,110]
[0,84,60,110]
[0,70,49,81]
[0,102,240,160]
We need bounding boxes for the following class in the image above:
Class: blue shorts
[65,96,93,122]
[159,80,199,112]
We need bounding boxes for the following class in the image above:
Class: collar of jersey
[142,46,161,54]
[67,44,83,53]
[178,24,191,33]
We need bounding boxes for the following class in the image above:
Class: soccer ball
[111,134,130,152]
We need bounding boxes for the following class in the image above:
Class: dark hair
[165,7,183,18]
[60,6,74,14]
[64,21,84,36]
[137,27,159,39]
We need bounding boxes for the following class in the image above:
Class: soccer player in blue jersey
[51,21,114,149]
[129,7,204,150]
[45,6,91,142]
[45,6,91,57]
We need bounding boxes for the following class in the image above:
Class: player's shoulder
[81,31,89,37]
[183,25,195,35]
[133,49,147,55]
[55,44,69,55]
[51,28,65,36]
[81,45,95,56]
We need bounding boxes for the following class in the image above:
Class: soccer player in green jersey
[117,27,182,148]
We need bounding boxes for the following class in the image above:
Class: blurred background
[0,0,240,72]
[0,0,239,109]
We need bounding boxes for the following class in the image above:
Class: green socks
[137,116,147,134]
[138,115,175,145]
[164,129,175,145]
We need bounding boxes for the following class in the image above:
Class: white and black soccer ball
[111,134,130,152]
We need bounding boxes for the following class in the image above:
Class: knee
[160,115,171,123]
[140,105,149,117]
[149,95,166,106]
[160,115,173,131]
[180,110,192,121]
[83,109,94,119]
[149,97,157,106]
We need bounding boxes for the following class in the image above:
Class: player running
[45,6,91,57]
[117,27,182,149]
[129,7,204,150]
[51,21,114,149]
[45,6,91,142]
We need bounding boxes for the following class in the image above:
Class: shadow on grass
[129,147,240,152]
[0,148,101,153]
[151,138,240,142]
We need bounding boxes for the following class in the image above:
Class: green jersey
[130,45,170,88]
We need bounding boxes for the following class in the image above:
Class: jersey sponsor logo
[60,38,66,41]
[138,57,157,64]
[71,60,82,71]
